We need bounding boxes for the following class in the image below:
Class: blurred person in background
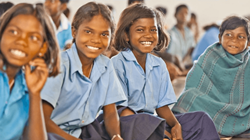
[44,0,72,50]
[167,4,195,70]
[192,22,220,61]
[187,13,199,43]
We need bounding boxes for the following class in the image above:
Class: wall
[3,0,250,37]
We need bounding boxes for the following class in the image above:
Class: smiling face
[72,14,111,60]
[127,18,158,56]
[219,26,249,55]
[1,14,46,67]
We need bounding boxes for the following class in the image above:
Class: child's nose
[90,35,101,44]
[144,32,153,38]
[16,34,28,47]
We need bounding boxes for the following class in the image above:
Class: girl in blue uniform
[41,2,164,140]
[0,3,62,140]
[111,4,220,140]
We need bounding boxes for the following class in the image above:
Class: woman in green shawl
[172,15,250,137]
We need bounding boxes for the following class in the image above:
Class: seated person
[172,15,250,137]
[44,0,72,50]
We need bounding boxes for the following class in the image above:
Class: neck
[132,50,147,72]
[77,49,95,78]
[1,63,21,85]
[51,14,61,29]
[176,23,185,31]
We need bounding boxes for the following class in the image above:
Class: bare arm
[22,59,48,140]
[103,103,123,140]
[42,101,80,140]
[156,105,183,140]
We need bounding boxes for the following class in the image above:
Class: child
[0,3,63,140]
[172,16,250,137]
[167,4,195,69]
[44,0,72,50]
[41,2,165,140]
[111,4,220,140]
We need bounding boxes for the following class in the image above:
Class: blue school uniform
[41,44,127,138]
[56,14,72,50]
[0,70,29,140]
[112,49,220,140]
[111,49,176,113]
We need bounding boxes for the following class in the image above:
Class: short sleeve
[157,64,177,108]
[41,66,65,108]
[103,62,127,106]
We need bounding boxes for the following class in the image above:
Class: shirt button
[81,120,84,123]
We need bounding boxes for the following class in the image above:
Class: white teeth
[11,49,26,57]
[87,46,99,50]
[141,41,152,46]
[230,46,236,48]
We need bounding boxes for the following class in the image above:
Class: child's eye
[238,35,245,39]
[30,35,38,41]
[101,33,109,37]
[9,29,18,35]
[136,29,143,32]
[226,33,232,37]
[85,30,92,34]
[151,29,157,32]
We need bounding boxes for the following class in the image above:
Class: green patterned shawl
[172,42,250,136]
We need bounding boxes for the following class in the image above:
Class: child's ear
[71,26,76,38]
[218,34,222,44]
[38,42,48,57]
[125,32,129,42]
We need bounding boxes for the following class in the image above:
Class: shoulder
[149,53,166,66]
[111,52,124,61]
[59,50,71,73]
[196,42,221,64]
[98,54,111,65]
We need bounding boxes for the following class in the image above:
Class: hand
[171,123,183,140]
[25,58,48,95]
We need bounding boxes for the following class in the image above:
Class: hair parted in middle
[114,3,169,51]
[71,2,115,47]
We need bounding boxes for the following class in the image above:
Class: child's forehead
[132,17,157,26]
[224,26,247,33]
[7,14,44,34]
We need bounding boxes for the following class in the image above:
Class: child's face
[44,0,65,17]
[72,15,111,59]
[219,26,249,55]
[127,18,158,55]
[1,14,45,67]
[175,7,189,24]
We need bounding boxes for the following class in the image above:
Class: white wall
[3,0,250,37]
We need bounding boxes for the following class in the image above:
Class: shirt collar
[67,44,82,78]
[0,69,28,95]
[121,49,160,69]
[17,70,28,94]
[67,43,108,80]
